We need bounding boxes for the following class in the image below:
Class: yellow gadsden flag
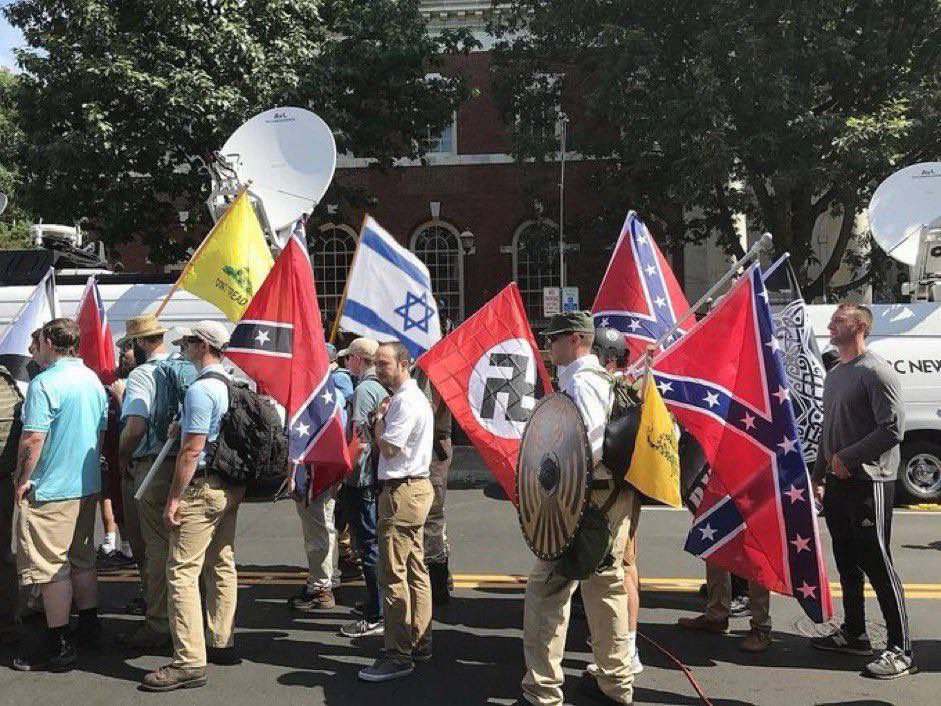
[177,192,274,322]
[626,372,682,507]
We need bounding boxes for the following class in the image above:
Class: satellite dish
[220,107,336,245]
[868,162,941,266]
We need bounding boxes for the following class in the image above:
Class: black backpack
[199,372,290,498]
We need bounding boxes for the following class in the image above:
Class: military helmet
[592,326,626,363]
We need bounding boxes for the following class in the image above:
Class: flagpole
[328,213,367,344]
[626,232,774,376]
[153,184,251,318]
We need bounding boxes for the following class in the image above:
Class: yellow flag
[177,192,274,322]
[626,372,682,507]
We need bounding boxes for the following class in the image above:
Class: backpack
[0,366,23,474]
[199,372,290,496]
[147,356,197,446]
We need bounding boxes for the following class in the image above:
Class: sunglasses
[544,332,572,346]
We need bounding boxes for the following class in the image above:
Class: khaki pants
[378,477,433,659]
[0,474,17,636]
[128,455,176,633]
[167,475,243,668]
[423,438,451,565]
[522,486,636,706]
[294,491,336,592]
[704,564,771,631]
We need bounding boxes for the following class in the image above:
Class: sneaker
[340,618,384,638]
[73,619,105,648]
[124,596,147,617]
[865,649,914,679]
[677,614,729,634]
[631,651,643,674]
[339,556,364,582]
[141,664,207,692]
[96,547,135,571]
[208,646,241,666]
[118,623,171,651]
[12,632,76,672]
[412,644,432,663]
[810,628,873,656]
[293,589,336,612]
[739,628,771,653]
[358,653,414,682]
[0,628,21,647]
[729,596,750,618]
[287,587,316,608]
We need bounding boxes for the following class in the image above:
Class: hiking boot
[677,614,729,633]
[865,648,914,679]
[287,587,316,608]
[358,652,414,682]
[292,589,336,612]
[208,646,241,665]
[339,556,364,582]
[412,643,433,663]
[810,628,873,655]
[739,628,771,653]
[124,596,147,616]
[340,618,384,638]
[428,561,451,605]
[118,623,171,651]
[729,595,750,618]
[73,618,105,648]
[141,664,207,692]
[12,631,76,672]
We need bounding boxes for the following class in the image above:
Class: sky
[0,2,23,71]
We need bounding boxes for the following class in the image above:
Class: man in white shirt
[521,312,635,706]
[358,341,434,683]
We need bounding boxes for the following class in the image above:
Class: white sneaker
[865,649,913,679]
[631,651,643,674]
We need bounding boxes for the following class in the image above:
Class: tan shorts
[17,494,97,585]
[622,490,642,568]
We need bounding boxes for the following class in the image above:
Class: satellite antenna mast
[206,107,338,249]
[868,162,941,302]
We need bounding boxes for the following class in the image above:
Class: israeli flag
[340,216,441,358]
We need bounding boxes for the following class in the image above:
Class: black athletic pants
[823,477,911,656]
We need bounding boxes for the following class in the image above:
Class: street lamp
[558,112,568,288]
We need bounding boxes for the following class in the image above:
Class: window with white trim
[311,223,357,323]
[410,220,464,326]
[513,219,561,326]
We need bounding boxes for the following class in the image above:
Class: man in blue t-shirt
[12,319,107,672]
[142,320,240,693]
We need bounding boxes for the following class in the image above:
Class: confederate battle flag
[416,283,552,504]
[226,220,351,498]
[651,264,833,623]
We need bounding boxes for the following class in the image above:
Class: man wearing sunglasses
[521,312,634,706]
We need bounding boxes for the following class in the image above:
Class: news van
[807,303,941,502]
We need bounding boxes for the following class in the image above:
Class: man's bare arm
[118,416,147,471]
[14,431,46,501]
[168,433,206,503]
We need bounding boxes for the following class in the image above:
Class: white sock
[100,532,117,552]
[120,540,133,557]
[628,630,638,657]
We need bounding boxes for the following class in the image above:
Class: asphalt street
[2,467,940,705]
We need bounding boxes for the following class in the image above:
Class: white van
[806,303,941,502]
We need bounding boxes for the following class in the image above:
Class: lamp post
[558,112,568,289]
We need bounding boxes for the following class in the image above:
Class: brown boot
[739,628,771,653]
[677,614,729,633]
[141,664,207,691]
[293,589,336,612]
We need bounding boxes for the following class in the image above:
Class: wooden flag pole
[153,184,252,318]
[328,213,368,344]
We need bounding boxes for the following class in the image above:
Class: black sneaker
[412,644,432,663]
[73,619,105,648]
[12,632,76,672]
[358,653,414,682]
[124,596,147,616]
[810,628,873,655]
[729,596,750,618]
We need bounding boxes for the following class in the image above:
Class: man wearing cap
[143,321,241,692]
[115,314,196,651]
[338,337,388,638]
[520,312,634,706]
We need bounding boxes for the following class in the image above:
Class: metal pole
[558,113,567,289]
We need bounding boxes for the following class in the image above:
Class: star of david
[394,291,435,334]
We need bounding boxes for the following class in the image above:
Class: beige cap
[338,337,379,360]
[172,320,231,350]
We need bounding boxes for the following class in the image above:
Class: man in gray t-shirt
[809,303,911,679]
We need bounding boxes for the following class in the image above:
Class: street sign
[543,287,561,318]
[562,286,579,312]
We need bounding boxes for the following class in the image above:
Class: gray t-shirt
[812,350,904,482]
[344,371,388,488]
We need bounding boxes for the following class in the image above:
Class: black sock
[77,607,99,629]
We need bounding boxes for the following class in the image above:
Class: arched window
[311,223,357,325]
[410,220,464,327]
[513,219,561,326]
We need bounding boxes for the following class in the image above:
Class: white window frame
[312,222,358,321]
[512,218,563,324]
[410,219,465,322]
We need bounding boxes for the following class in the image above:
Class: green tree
[491,0,941,296]
[6,0,474,263]
[0,68,33,249]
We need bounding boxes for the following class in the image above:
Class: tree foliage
[491,0,941,295]
[0,69,32,249]
[6,0,474,263]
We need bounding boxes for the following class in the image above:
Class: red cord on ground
[638,630,715,706]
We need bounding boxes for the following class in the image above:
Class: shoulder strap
[199,371,231,386]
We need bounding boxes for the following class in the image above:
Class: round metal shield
[516,393,593,561]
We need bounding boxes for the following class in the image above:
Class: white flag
[0,268,61,393]
[340,216,441,358]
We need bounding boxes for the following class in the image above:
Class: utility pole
[558,112,568,288]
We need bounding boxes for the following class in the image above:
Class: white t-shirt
[378,377,433,481]
[557,353,614,477]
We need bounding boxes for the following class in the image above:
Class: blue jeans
[345,485,381,621]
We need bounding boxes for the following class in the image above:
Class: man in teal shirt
[12,318,107,672]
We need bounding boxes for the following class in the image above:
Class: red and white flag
[76,276,116,384]
[416,283,552,504]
